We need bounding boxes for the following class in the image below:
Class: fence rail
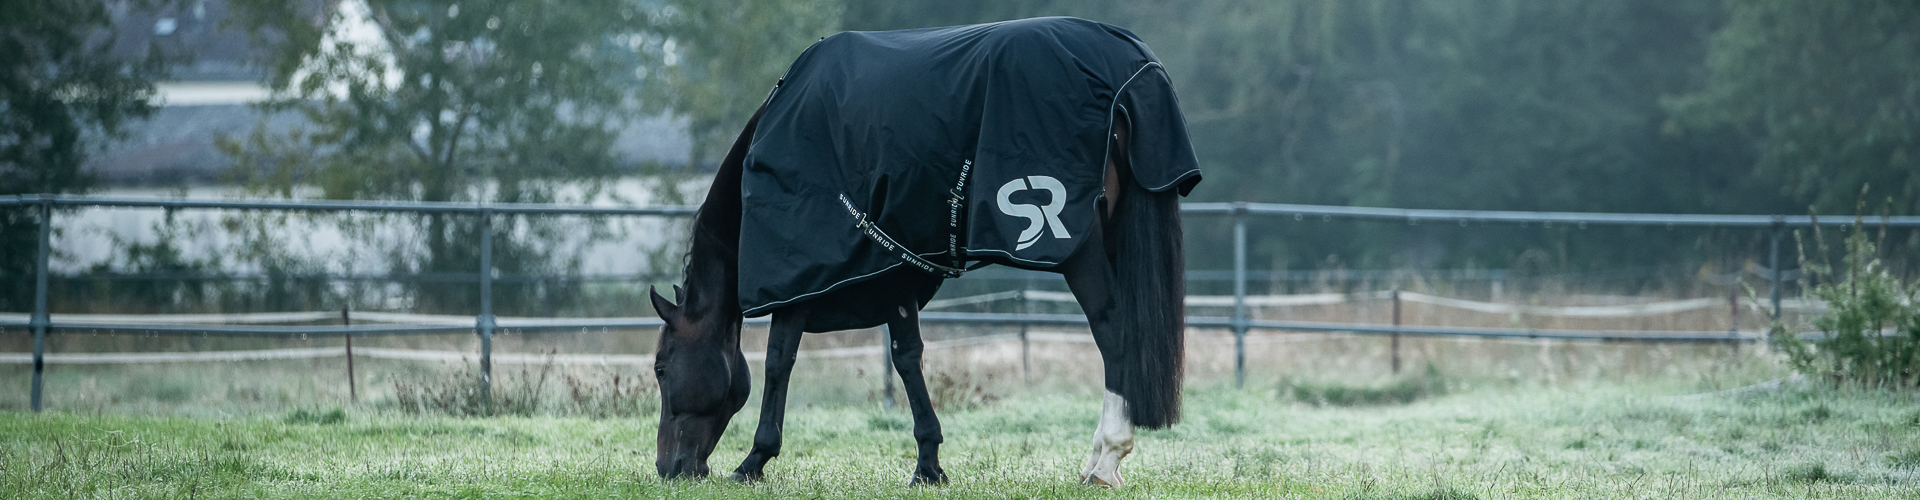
[9,194,1919,410]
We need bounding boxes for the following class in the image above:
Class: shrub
[1771,211,1920,388]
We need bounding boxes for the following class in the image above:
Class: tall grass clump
[1772,201,1920,388]
[1284,364,1449,406]
[387,352,658,417]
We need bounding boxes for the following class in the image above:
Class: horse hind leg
[1058,218,1136,486]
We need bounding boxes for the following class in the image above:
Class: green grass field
[5,378,1917,499]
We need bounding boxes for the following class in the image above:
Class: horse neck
[682,152,744,327]
[681,100,762,339]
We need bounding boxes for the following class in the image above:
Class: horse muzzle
[656,454,711,479]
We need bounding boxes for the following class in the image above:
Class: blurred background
[2,0,1915,415]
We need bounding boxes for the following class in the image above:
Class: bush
[1771,212,1920,388]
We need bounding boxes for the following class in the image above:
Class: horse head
[649,284,750,479]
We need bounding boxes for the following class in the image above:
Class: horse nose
[658,455,687,479]
[658,454,710,479]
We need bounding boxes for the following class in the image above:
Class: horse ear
[649,286,680,319]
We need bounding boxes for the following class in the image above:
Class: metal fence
[6,193,1920,411]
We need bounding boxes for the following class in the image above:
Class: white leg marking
[1080,390,1134,487]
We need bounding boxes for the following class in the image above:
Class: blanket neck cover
[738,17,1201,332]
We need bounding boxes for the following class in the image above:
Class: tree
[1,0,175,311]
[222,0,685,313]
[658,0,841,165]
[843,0,1744,275]
[1665,0,1920,215]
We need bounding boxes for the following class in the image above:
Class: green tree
[659,0,842,165]
[223,0,670,313]
[1,0,175,311]
[1665,0,1920,216]
[219,0,844,313]
[844,0,1746,276]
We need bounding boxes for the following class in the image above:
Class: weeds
[560,372,658,418]
[285,408,346,425]
[1772,201,1920,388]
[1285,364,1448,407]
[927,368,999,411]
[1888,449,1920,469]
[1780,461,1836,484]
[387,352,657,417]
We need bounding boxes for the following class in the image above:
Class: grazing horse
[648,17,1201,486]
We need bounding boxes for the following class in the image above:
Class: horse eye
[653,367,666,378]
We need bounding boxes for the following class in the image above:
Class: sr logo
[996,175,1070,250]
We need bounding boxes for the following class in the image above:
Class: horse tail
[1112,178,1185,429]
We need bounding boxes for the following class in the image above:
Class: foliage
[842,0,1781,274]
[1665,0,1920,215]
[284,407,348,425]
[1283,363,1448,406]
[0,0,177,310]
[388,355,658,418]
[221,0,669,313]
[1771,213,1920,388]
[390,356,554,417]
[657,0,842,165]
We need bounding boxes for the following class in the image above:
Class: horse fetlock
[732,453,774,483]
[1080,390,1135,487]
[909,462,949,485]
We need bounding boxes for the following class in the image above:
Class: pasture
[3,288,1912,498]
[4,379,1918,499]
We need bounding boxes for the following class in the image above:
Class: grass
[3,380,1918,499]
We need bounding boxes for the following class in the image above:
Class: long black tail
[1112,181,1185,429]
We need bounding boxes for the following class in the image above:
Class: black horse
[648,17,1200,486]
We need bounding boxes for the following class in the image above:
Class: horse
[646,17,1201,486]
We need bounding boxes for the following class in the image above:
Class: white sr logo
[996,175,1070,250]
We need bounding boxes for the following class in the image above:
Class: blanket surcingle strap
[737,17,1202,332]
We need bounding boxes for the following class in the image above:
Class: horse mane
[676,105,765,317]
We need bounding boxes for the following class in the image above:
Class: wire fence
[6,193,1920,411]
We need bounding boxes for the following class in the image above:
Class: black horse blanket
[738,17,1201,331]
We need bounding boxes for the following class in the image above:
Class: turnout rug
[738,17,1202,331]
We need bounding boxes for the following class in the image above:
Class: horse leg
[731,305,810,483]
[1057,220,1135,487]
[884,305,949,484]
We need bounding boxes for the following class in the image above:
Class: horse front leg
[731,306,810,483]
[1059,220,1135,487]
[884,305,949,484]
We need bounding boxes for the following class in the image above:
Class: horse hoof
[730,471,762,484]
[909,467,949,486]
[1080,471,1122,488]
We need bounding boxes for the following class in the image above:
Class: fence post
[343,307,356,403]
[1018,287,1030,384]
[478,208,495,412]
[1768,221,1783,322]
[881,326,895,410]
[1231,203,1248,389]
[30,197,51,413]
[1391,288,1402,375]
[1728,286,1741,353]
